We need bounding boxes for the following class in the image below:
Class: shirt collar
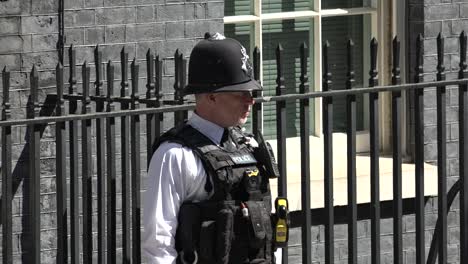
[187,113,225,145]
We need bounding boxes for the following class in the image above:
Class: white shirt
[142,113,224,264]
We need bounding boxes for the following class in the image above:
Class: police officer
[142,33,281,264]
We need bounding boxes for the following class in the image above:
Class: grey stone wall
[404,0,462,263]
[0,0,223,262]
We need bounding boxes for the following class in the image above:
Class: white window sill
[266,133,438,212]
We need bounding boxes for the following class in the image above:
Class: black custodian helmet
[183,33,262,95]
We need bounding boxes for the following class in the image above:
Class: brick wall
[0,0,223,262]
[404,0,462,263]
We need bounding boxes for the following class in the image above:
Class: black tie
[221,128,235,150]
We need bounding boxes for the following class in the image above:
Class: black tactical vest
[156,124,275,264]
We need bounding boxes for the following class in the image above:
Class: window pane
[262,19,312,139]
[262,0,312,14]
[225,0,251,16]
[321,0,370,9]
[322,15,368,131]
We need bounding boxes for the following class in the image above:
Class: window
[224,0,380,142]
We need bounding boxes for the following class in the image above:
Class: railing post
[252,47,262,137]
[368,37,380,264]
[81,62,93,264]
[27,65,41,263]
[131,59,142,264]
[93,44,107,264]
[145,49,156,165]
[156,55,164,146]
[298,43,312,264]
[275,43,288,264]
[435,33,447,264]
[414,34,425,264]
[145,53,164,166]
[67,45,80,264]
[106,60,117,264]
[322,40,334,264]
[120,50,132,264]
[391,36,403,264]
[2,67,13,264]
[346,39,357,264]
[179,54,188,121]
[55,62,68,264]
[458,30,468,264]
[174,49,182,126]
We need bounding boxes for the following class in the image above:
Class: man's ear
[208,93,217,103]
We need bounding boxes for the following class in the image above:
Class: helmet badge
[240,45,253,76]
[209,32,226,40]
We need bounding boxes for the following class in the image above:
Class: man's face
[211,91,255,127]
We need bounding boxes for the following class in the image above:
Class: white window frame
[224,2,440,211]
[224,1,384,151]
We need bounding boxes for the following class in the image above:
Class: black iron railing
[1,32,468,264]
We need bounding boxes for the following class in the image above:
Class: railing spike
[276,43,284,91]
[28,64,39,118]
[460,31,467,69]
[299,42,308,93]
[253,47,260,82]
[276,43,283,52]
[146,50,154,99]
[2,66,9,102]
[131,58,139,96]
[392,36,401,83]
[121,48,129,97]
[174,49,180,92]
[347,39,355,75]
[370,38,378,74]
[95,44,103,96]
[68,44,76,94]
[56,62,64,102]
[437,34,445,73]
[155,54,162,102]
[82,61,89,99]
[415,34,424,83]
[179,57,186,95]
[94,45,99,60]
[437,33,444,67]
[323,40,332,92]
[107,60,114,99]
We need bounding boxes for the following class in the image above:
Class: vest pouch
[199,220,216,263]
[216,208,234,264]
[245,201,268,249]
